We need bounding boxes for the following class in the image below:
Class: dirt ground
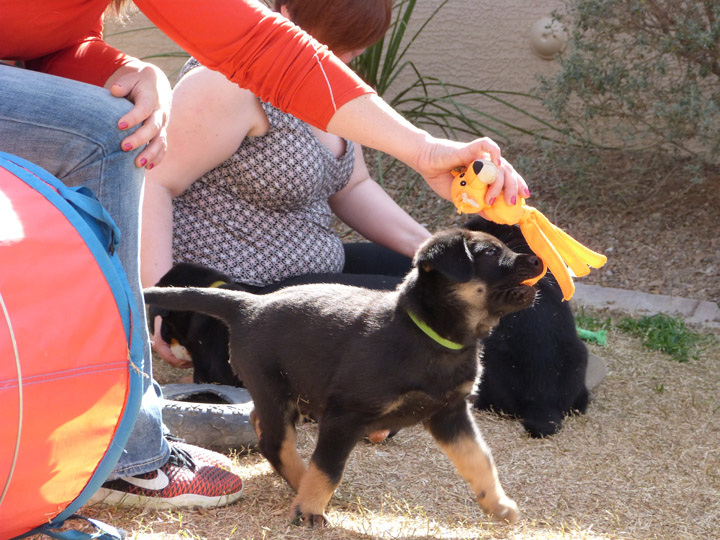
[65,148,720,539]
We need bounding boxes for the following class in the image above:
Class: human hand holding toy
[451,159,607,301]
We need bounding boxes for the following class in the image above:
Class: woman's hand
[415,135,530,205]
[105,61,172,170]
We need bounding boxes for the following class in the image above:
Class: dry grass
[69,319,719,540]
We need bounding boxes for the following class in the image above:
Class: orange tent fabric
[0,154,139,539]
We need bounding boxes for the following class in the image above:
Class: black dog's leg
[521,408,563,438]
[252,396,307,492]
[291,411,365,528]
[426,403,519,523]
[573,387,590,414]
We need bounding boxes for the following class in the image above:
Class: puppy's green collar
[407,311,464,350]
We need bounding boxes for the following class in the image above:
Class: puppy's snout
[527,255,541,270]
[517,253,544,279]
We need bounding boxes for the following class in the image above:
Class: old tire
[161,384,257,454]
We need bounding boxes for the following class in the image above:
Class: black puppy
[145,228,543,526]
[149,262,242,386]
[465,216,589,438]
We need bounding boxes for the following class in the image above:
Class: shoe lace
[166,437,197,472]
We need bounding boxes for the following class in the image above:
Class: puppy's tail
[143,286,249,325]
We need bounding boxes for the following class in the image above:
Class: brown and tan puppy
[144,228,543,527]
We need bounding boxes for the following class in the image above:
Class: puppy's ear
[415,231,475,283]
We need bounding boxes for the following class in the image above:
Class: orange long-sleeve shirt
[0,0,374,129]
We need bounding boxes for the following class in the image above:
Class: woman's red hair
[274,0,392,54]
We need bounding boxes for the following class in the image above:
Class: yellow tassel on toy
[451,159,607,301]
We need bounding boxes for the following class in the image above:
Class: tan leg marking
[435,432,519,523]
[289,463,338,527]
[249,409,261,439]
[278,424,307,491]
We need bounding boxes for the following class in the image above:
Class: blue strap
[0,151,120,253]
[25,515,126,540]
[60,185,121,253]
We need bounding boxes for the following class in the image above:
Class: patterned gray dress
[172,61,355,287]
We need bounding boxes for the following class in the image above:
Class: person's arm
[24,16,131,86]
[329,144,430,258]
[326,93,528,204]
[135,0,527,201]
[23,14,171,169]
[141,65,266,287]
[135,0,372,130]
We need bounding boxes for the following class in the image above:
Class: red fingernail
[119,122,129,130]
[123,143,133,151]
[523,188,531,198]
[510,196,517,205]
[488,197,496,206]
[140,158,147,167]
[148,163,155,170]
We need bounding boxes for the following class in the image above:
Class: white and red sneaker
[89,440,243,509]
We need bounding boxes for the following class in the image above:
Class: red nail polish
[148,163,155,170]
[523,188,531,198]
[511,196,517,205]
[119,122,129,130]
[123,143,133,151]
[140,158,147,167]
[488,197,496,206]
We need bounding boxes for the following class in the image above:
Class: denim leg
[0,65,169,479]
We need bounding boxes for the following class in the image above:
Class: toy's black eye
[459,172,465,178]
[460,180,467,186]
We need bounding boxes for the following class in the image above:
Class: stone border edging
[573,284,720,330]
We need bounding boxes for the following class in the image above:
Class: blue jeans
[0,65,169,479]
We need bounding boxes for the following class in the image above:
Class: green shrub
[538,0,720,161]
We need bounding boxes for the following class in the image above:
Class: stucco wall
[388,0,567,140]
[398,1,565,92]
[105,1,566,140]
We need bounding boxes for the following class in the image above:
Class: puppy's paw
[290,506,331,528]
[485,495,520,524]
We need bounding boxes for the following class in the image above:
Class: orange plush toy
[451,159,607,301]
